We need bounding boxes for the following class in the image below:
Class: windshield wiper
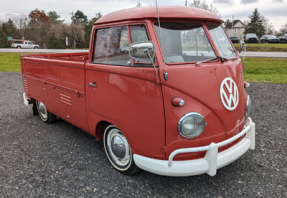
[195,56,228,67]
[228,47,237,55]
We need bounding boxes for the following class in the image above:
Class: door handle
[89,82,97,87]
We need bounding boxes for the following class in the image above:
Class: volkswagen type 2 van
[21,6,255,177]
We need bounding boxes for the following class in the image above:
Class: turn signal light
[244,81,250,88]
[171,97,185,107]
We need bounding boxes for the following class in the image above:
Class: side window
[108,26,130,65]
[130,26,149,43]
[94,28,109,63]
[130,25,151,64]
[94,26,130,66]
[93,25,152,66]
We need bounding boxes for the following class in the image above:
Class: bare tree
[261,16,274,35]
[279,23,287,35]
[136,2,142,7]
[189,0,221,17]
[67,23,85,48]
[50,23,66,40]
[5,14,29,39]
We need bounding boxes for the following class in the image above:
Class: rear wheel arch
[35,100,57,123]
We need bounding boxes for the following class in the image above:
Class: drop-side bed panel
[21,53,89,132]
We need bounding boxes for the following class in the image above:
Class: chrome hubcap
[111,136,126,159]
[107,129,130,166]
[37,101,47,120]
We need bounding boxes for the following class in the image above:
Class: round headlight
[178,112,206,139]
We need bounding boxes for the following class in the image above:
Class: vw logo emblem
[220,77,239,111]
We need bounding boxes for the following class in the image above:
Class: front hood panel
[162,59,246,135]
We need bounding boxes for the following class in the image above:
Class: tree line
[0,9,102,49]
[1,1,287,49]
[224,8,287,39]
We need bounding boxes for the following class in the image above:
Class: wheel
[34,46,38,49]
[32,103,39,116]
[36,100,56,123]
[17,46,21,49]
[103,125,139,175]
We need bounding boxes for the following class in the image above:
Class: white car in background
[11,40,40,49]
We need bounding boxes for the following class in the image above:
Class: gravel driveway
[0,72,286,197]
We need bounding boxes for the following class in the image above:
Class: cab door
[24,41,28,49]
[27,42,33,49]
[86,24,166,158]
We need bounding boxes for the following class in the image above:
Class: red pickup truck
[21,6,255,177]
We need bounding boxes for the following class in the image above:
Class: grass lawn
[233,43,287,52]
[243,57,287,84]
[0,53,25,72]
[0,53,286,84]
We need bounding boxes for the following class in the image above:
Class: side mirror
[129,41,155,60]
[129,41,159,84]
[239,40,245,53]
[239,39,247,65]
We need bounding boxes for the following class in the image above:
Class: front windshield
[154,22,216,63]
[246,34,257,37]
[266,35,276,38]
[207,24,237,59]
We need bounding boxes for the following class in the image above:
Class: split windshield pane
[154,22,216,63]
[207,24,237,59]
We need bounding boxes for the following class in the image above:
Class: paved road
[0,72,286,197]
[238,51,287,58]
[0,48,287,58]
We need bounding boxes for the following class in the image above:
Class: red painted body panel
[159,61,246,160]
[85,64,165,158]
[95,6,223,25]
[21,53,89,132]
[21,6,248,162]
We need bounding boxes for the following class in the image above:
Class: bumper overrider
[134,117,255,177]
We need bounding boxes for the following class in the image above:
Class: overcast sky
[0,0,286,31]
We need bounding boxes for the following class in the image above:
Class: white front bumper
[134,118,255,177]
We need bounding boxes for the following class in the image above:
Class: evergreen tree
[84,12,102,48]
[0,27,10,48]
[2,19,20,39]
[47,33,66,49]
[48,11,64,24]
[224,19,231,27]
[244,8,265,38]
[71,10,88,26]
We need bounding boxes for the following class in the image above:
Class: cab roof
[95,6,223,25]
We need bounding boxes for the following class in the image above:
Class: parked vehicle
[21,6,255,177]
[244,33,259,43]
[260,35,280,43]
[278,33,287,43]
[11,40,39,49]
[229,36,239,43]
